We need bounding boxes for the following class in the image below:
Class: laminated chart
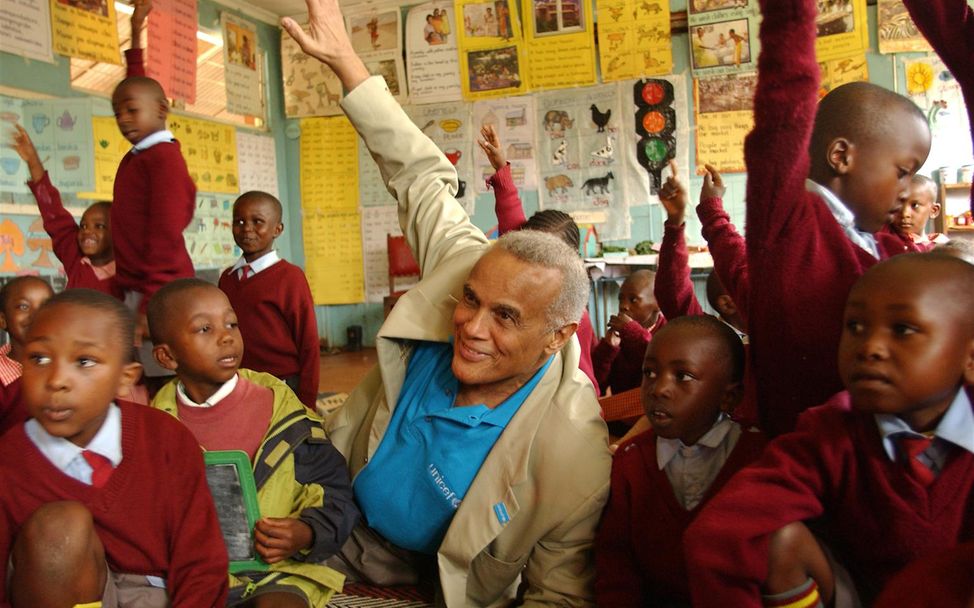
[300,116,364,304]
[236,131,279,199]
[183,194,239,269]
[877,0,931,55]
[168,114,240,194]
[814,0,868,63]
[358,142,397,208]
[687,0,760,77]
[472,96,538,192]
[221,13,263,117]
[406,102,475,214]
[818,52,868,98]
[147,0,198,104]
[520,0,596,90]
[0,0,53,63]
[630,76,690,200]
[406,1,463,103]
[361,205,412,303]
[79,115,130,200]
[281,24,344,117]
[692,71,756,173]
[346,6,409,103]
[596,0,672,82]
[455,0,529,100]
[50,0,121,64]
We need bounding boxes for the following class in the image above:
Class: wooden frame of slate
[204,450,266,574]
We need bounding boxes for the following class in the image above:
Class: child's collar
[131,129,175,154]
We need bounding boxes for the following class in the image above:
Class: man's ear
[115,362,144,398]
[826,138,854,175]
[545,322,579,355]
[152,343,179,372]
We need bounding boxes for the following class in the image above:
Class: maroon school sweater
[0,401,229,607]
[684,388,974,607]
[28,172,118,297]
[903,0,974,211]
[593,316,665,396]
[743,0,913,437]
[595,427,766,605]
[218,260,320,409]
[698,196,749,319]
[0,378,24,438]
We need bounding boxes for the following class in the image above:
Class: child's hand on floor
[254,517,313,564]
[700,163,726,203]
[10,125,45,182]
[477,124,508,171]
[658,160,687,225]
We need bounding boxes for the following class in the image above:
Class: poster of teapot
[0,96,94,195]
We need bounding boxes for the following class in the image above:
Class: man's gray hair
[495,230,590,329]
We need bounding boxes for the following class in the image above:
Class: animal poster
[814,0,868,63]
[692,71,756,173]
[346,7,408,103]
[358,142,397,208]
[818,52,868,98]
[406,102,476,214]
[49,0,121,64]
[183,194,239,269]
[535,84,633,240]
[406,1,463,103]
[520,0,596,90]
[455,0,529,100]
[303,210,365,304]
[472,96,538,192]
[280,24,344,118]
[299,116,359,212]
[596,0,672,82]
[686,0,759,76]
[168,114,240,194]
[146,0,197,104]
[78,115,129,200]
[876,0,931,54]
[361,204,411,303]
[235,131,279,199]
[221,13,262,117]
[627,74,690,208]
[0,96,94,195]
[0,0,54,63]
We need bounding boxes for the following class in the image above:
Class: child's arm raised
[479,124,527,235]
[656,160,704,319]
[697,164,749,318]
[744,0,820,249]
[125,0,150,77]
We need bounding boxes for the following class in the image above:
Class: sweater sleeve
[697,196,749,318]
[488,163,528,235]
[28,172,83,279]
[125,48,146,77]
[595,456,647,605]
[655,221,704,320]
[292,436,360,561]
[287,266,321,409]
[592,338,619,394]
[619,319,652,364]
[744,0,820,250]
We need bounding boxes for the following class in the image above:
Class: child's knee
[15,501,100,566]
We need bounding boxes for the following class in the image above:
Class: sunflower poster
[902,57,973,177]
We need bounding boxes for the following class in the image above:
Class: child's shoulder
[613,429,655,464]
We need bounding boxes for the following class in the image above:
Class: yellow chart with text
[303,210,365,305]
[299,116,359,212]
[456,0,529,100]
[693,73,757,174]
[78,116,130,200]
[521,0,596,90]
[596,0,671,82]
[815,0,868,63]
[50,0,121,64]
[167,115,240,194]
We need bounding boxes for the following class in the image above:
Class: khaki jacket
[329,77,611,606]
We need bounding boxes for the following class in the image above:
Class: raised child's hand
[131,0,151,30]
[10,124,45,182]
[254,517,313,564]
[700,163,726,203]
[658,159,687,225]
[477,124,507,171]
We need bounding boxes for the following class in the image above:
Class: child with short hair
[218,191,320,409]
[893,174,947,251]
[595,315,765,605]
[0,276,53,436]
[685,253,974,607]
[11,125,118,297]
[147,278,358,605]
[0,288,228,607]
[743,0,931,436]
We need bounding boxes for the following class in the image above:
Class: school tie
[81,450,114,488]
[240,264,252,280]
[898,435,935,486]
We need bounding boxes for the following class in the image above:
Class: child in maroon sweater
[0,289,228,607]
[218,191,320,409]
[685,253,974,607]
[0,276,53,437]
[11,125,118,297]
[743,0,929,437]
[893,175,946,252]
[595,315,765,605]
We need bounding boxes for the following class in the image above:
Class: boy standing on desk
[218,191,320,410]
[741,0,930,436]
[0,289,228,607]
[148,279,358,607]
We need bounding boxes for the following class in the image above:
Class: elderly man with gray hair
[283,0,610,605]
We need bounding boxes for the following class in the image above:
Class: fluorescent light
[114,1,223,47]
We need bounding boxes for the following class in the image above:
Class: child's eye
[892,324,918,337]
[643,369,657,379]
[196,324,211,333]
[676,371,696,382]
[29,354,51,366]
[845,320,864,334]
[78,357,97,368]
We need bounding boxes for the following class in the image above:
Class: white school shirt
[657,414,742,510]
[875,389,974,476]
[806,179,880,259]
[230,250,281,280]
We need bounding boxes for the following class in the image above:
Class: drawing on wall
[406,2,463,103]
[463,1,514,38]
[689,19,751,70]
[688,0,748,14]
[348,10,399,52]
[467,46,523,92]
[533,0,583,35]
[281,26,344,117]
[876,0,931,54]
[57,0,108,18]
[695,72,757,113]
[815,0,853,37]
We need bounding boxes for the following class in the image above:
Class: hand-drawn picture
[688,0,748,15]
[464,1,513,38]
[696,72,757,113]
[349,10,399,52]
[467,46,521,92]
[877,0,930,54]
[690,19,751,70]
[816,0,853,37]
[534,0,583,35]
[364,59,402,96]
[423,7,452,45]
[225,22,257,70]
[57,0,108,17]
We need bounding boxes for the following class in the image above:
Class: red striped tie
[82,450,114,488]
[241,264,253,280]
[898,435,935,486]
